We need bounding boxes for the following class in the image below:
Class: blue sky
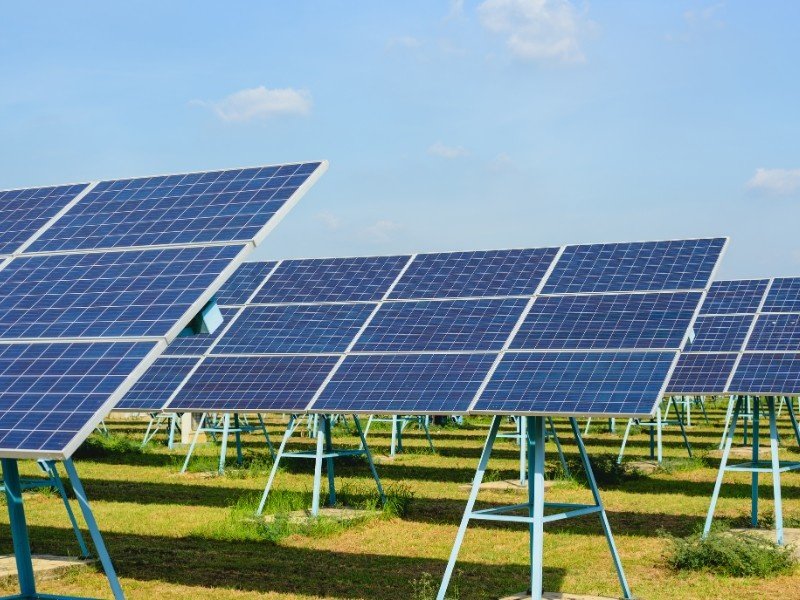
[1,1,798,278]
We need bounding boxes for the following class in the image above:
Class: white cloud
[747,168,800,195]
[477,0,587,64]
[388,35,423,49]
[488,152,516,172]
[362,220,402,242]
[314,211,342,230]
[428,141,469,159]
[194,86,312,122]
[684,3,725,25]
[446,0,465,20]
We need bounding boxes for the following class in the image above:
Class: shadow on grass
[2,524,568,600]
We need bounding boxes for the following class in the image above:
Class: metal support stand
[362,415,435,457]
[0,458,124,600]
[181,412,276,474]
[704,396,800,544]
[141,412,182,449]
[257,414,385,517]
[498,417,570,484]
[583,418,617,436]
[618,397,692,464]
[438,416,631,600]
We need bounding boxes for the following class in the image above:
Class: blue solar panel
[512,292,700,351]
[762,278,800,313]
[353,298,528,352]
[163,308,237,356]
[115,356,198,411]
[688,315,752,352]
[0,245,243,339]
[0,184,88,255]
[747,314,800,351]
[667,352,738,394]
[0,342,156,453]
[729,353,800,394]
[389,248,558,300]
[213,303,376,354]
[542,239,725,294]
[28,163,323,252]
[168,355,339,412]
[700,279,769,315]
[215,261,277,306]
[254,255,410,304]
[474,351,676,415]
[314,353,497,413]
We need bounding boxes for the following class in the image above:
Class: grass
[1,406,800,599]
[665,526,796,577]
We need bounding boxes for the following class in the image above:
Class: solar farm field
[1,408,798,600]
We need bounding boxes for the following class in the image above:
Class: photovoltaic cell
[353,298,528,352]
[0,245,243,339]
[687,315,752,352]
[762,278,800,313]
[28,163,322,252]
[729,353,800,395]
[215,261,277,306]
[213,303,376,355]
[700,279,769,315]
[314,353,497,413]
[542,239,725,294]
[747,314,800,351]
[667,353,737,394]
[0,184,88,255]
[511,292,700,351]
[115,356,198,411]
[389,248,558,300]
[0,342,156,453]
[163,308,237,356]
[254,255,409,304]
[168,355,340,412]
[474,351,676,415]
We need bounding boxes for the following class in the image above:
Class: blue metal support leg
[181,413,207,474]
[256,414,277,459]
[63,459,125,600]
[323,416,336,507]
[705,396,742,537]
[233,414,244,468]
[218,413,231,474]
[43,461,90,559]
[751,397,760,527]
[767,397,784,544]
[2,458,37,598]
[257,415,298,516]
[352,415,386,504]
[528,416,546,599]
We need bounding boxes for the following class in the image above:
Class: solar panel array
[669,277,800,395]
[121,238,726,418]
[0,161,327,458]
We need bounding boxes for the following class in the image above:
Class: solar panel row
[668,276,800,395]
[0,161,328,458]
[135,237,725,418]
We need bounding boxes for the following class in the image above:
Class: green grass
[3,407,800,599]
[665,527,796,577]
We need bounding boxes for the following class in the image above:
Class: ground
[1,404,799,600]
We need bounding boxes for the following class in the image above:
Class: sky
[1,1,799,279]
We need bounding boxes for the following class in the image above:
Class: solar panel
[668,275,800,395]
[253,255,410,304]
[700,279,769,315]
[0,245,244,339]
[128,236,724,418]
[313,353,497,414]
[388,248,558,300]
[688,315,752,352]
[353,298,528,352]
[511,292,701,351]
[214,303,376,354]
[473,351,676,415]
[215,261,277,306]
[168,355,340,412]
[667,352,738,395]
[729,353,800,395]
[542,238,725,294]
[115,356,198,411]
[0,161,327,458]
[762,278,800,313]
[0,184,89,256]
[0,341,157,453]
[27,163,323,252]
